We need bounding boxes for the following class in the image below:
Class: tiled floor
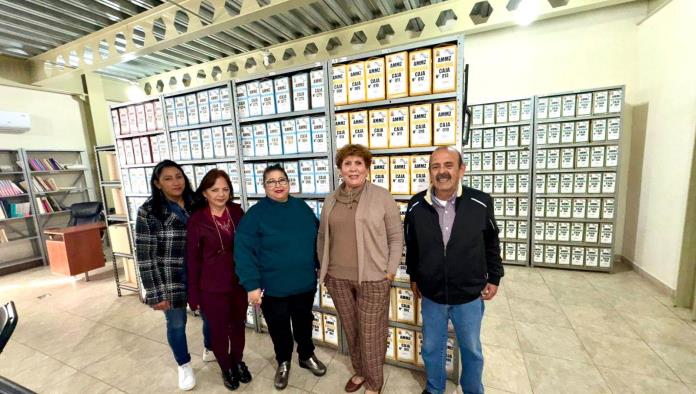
[1,263,695,393]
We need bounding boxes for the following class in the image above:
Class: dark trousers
[260,289,316,364]
[199,286,248,372]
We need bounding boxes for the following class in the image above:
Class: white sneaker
[202,348,216,362]
[178,362,196,391]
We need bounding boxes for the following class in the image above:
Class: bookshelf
[0,149,44,274]
[23,149,96,266]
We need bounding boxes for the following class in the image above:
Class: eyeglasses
[264,178,289,187]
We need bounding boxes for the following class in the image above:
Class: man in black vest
[405,146,503,394]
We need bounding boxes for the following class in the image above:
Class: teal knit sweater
[234,196,319,297]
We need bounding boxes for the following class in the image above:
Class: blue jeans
[421,296,485,394]
[164,307,191,366]
[163,308,212,365]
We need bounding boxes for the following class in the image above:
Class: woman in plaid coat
[135,160,203,391]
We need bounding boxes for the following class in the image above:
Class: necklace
[210,206,236,254]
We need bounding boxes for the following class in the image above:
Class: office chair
[0,302,36,394]
[67,202,104,226]
[0,301,17,354]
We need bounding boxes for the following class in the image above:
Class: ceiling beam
[28,0,320,87]
[136,0,639,94]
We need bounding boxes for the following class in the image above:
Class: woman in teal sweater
[234,164,327,390]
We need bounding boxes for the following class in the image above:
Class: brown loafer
[344,375,365,392]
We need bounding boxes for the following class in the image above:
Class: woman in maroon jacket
[187,169,250,391]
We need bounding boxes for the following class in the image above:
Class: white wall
[0,84,91,151]
[627,0,696,288]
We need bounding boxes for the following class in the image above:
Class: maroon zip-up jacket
[186,202,244,310]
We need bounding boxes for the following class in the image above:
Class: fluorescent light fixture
[512,0,540,26]
[127,84,146,101]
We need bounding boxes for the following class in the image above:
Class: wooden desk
[44,222,106,277]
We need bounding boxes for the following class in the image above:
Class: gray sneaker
[274,361,291,390]
[299,354,327,376]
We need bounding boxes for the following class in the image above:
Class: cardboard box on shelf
[396,328,416,364]
[370,156,390,190]
[274,77,292,114]
[292,73,310,111]
[281,119,298,154]
[108,224,131,254]
[332,65,348,106]
[335,112,350,149]
[410,104,432,147]
[348,61,367,104]
[369,109,389,149]
[410,155,429,194]
[349,110,369,147]
[267,122,283,156]
[386,327,396,360]
[299,159,316,194]
[593,91,608,114]
[495,102,508,124]
[386,51,409,99]
[310,69,325,109]
[253,123,269,157]
[409,48,432,96]
[296,117,313,153]
[577,93,592,116]
[396,288,416,324]
[388,107,410,148]
[365,58,386,102]
[548,96,562,118]
[433,44,457,93]
[323,314,339,345]
[390,156,411,194]
[311,116,328,153]
[483,104,495,125]
[312,311,324,341]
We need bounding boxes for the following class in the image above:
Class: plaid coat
[135,198,189,308]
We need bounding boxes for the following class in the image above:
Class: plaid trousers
[325,275,391,391]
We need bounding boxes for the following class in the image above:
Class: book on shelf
[27,158,66,171]
[0,228,8,243]
[0,180,25,197]
[35,196,64,214]
[0,203,6,219]
[4,202,31,218]
[0,164,15,173]
[30,176,59,192]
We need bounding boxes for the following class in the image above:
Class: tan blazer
[318,182,404,283]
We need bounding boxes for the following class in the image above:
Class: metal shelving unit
[530,86,625,272]
[463,97,535,267]
[0,149,45,273]
[327,34,465,381]
[95,144,143,299]
[231,61,335,341]
[232,61,335,213]
[23,149,95,266]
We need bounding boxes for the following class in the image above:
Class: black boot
[222,368,240,391]
[235,361,252,384]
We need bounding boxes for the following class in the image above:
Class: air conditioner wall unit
[0,111,31,133]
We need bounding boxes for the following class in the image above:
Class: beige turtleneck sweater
[327,182,365,281]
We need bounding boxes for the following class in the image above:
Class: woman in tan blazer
[318,144,403,394]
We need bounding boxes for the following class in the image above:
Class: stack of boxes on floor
[463,99,534,266]
[531,88,622,269]
[329,41,460,371]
